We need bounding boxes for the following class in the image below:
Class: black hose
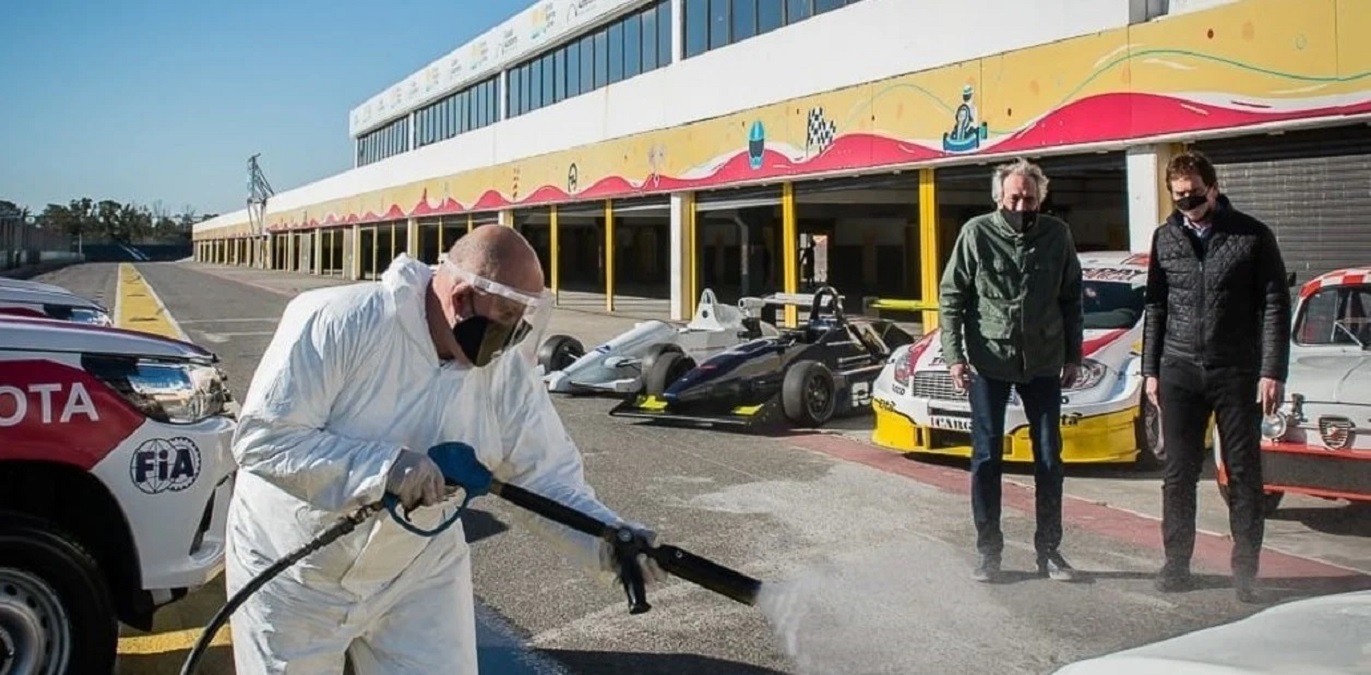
[178,501,386,675]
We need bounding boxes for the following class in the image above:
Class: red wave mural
[267,92,1371,231]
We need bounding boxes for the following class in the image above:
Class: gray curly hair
[990,158,1050,204]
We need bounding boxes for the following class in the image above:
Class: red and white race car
[871,251,1163,466]
[1217,266,1371,513]
[0,315,237,673]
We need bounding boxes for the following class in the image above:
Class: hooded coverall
[225,254,623,674]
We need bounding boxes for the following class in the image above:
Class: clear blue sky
[0,0,525,217]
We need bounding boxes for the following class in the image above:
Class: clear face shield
[441,262,554,370]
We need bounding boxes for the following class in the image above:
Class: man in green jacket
[939,158,1085,583]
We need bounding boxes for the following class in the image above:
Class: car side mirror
[1286,272,1297,288]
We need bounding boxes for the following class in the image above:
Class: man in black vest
[1141,150,1291,603]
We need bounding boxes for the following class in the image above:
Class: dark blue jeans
[969,373,1065,559]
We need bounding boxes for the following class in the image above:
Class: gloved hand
[598,521,669,585]
[385,448,445,511]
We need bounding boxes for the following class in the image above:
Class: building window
[757,0,783,34]
[732,0,756,41]
[684,0,709,58]
[624,13,642,79]
[708,0,729,50]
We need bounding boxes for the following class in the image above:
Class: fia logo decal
[130,437,202,495]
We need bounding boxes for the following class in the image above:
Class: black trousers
[1158,359,1265,578]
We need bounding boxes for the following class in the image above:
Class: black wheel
[537,334,584,373]
[0,512,117,675]
[1135,398,1164,469]
[782,360,837,427]
[1218,484,1285,517]
[643,351,696,397]
[639,343,686,394]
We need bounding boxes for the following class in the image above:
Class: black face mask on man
[1175,194,1208,214]
[1000,208,1038,232]
[452,312,531,367]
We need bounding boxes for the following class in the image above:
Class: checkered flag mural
[806,107,837,157]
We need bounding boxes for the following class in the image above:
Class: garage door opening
[793,173,922,314]
[936,153,1129,258]
[693,185,784,306]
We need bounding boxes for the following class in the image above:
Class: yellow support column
[918,168,940,332]
[406,218,419,258]
[604,200,615,313]
[467,213,474,233]
[781,182,798,327]
[352,224,362,280]
[685,193,698,317]
[549,205,560,297]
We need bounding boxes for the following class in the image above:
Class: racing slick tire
[643,345,694,397]
[538,334,585,374]
[782,360,837,427]
[1135,398,1165,469]
[0,511,117,675]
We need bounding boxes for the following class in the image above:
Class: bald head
[447,224,544,294]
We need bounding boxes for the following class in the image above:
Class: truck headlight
[1064,359,1108,391]
[83,355,230,424]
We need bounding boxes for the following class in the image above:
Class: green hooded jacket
[938,210,1084,384]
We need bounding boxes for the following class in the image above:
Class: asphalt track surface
[27,261,1371,675]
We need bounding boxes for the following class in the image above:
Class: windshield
[1295,283,1371,347]
[1082,281,1145,330]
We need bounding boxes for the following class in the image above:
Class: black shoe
[971,555,1000,583]
[1037,552,1078,582]
[1235,575,1260,604]
[1155,562,1194,593]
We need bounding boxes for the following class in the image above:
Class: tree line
[1,197,219,246]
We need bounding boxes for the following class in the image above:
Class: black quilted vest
[1141,195,1292,381]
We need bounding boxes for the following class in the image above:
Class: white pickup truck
[0,313,238,674]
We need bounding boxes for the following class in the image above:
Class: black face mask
[1175,194,1208,213]
[1000,209,1037,232]
[452,314,531,367]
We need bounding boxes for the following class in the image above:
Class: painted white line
[113,264,126,329]
[178,317,280,325]
[198,331,277,343]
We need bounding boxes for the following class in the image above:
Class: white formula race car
[539,289,780,396]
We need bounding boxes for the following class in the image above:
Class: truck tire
[782,360,837,427]
[0,512,117,675]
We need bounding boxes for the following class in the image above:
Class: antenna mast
[247,154,275,268]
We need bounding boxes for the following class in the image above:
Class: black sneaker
[971,555,1000,583]
[1235,575,1260,604]
[1037,552,1078,582]
[1155,562,1194,593]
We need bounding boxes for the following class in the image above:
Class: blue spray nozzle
[383,442,492,538]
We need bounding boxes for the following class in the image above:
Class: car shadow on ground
[534,649,792,674]
[1269,502,1371,538]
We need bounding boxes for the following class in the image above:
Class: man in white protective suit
[225,224,664,674]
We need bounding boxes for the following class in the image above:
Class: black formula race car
[608,286,916,429]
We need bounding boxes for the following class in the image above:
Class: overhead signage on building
[349,0,627,137]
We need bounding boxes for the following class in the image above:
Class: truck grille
[911,372,967,401]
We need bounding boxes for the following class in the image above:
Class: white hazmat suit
[225,254,632,674]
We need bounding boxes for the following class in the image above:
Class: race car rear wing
[737,291,845,313]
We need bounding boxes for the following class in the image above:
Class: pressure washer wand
[489,479,763,613]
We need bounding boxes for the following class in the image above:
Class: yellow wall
[198,0,1371,241]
